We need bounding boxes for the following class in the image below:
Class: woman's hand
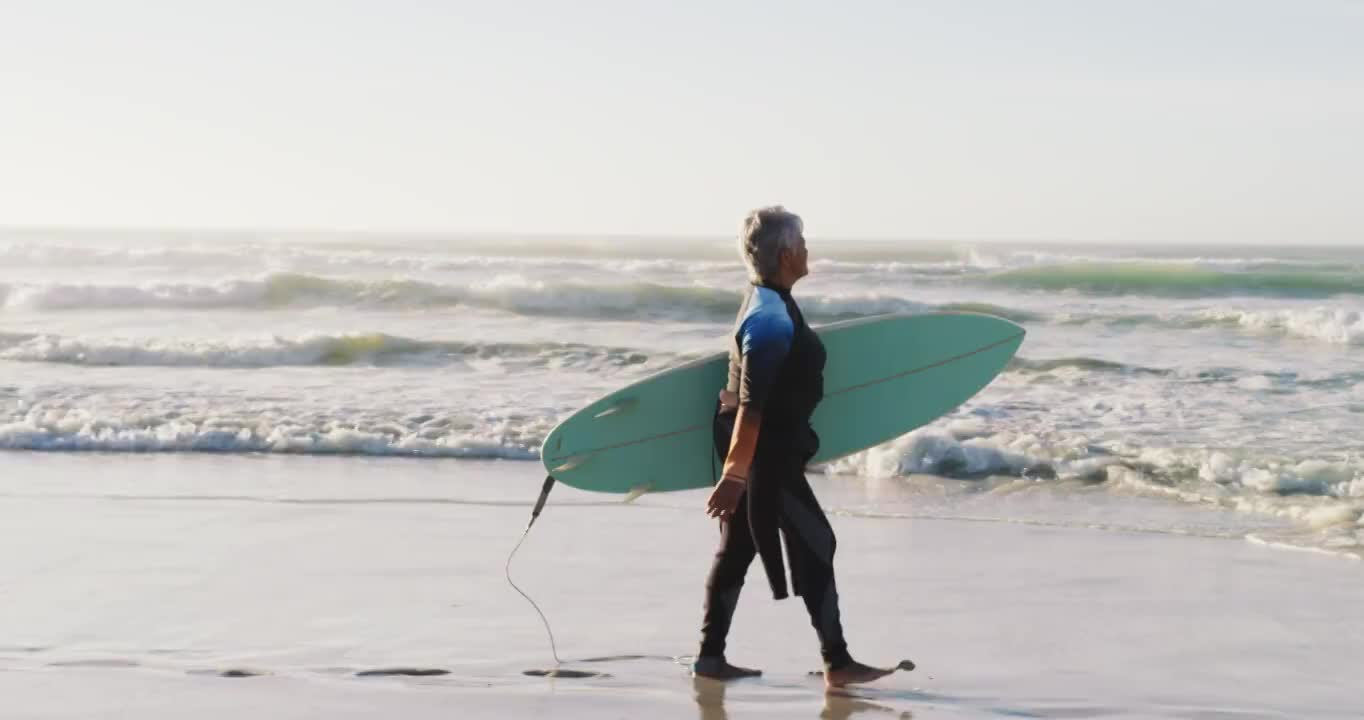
[706,473,746,520]
[717,389,739,412]
[710,402,759,521]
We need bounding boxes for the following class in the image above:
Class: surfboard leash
[504,474,564,665]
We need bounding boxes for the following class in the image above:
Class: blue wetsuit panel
[737,286,794,413]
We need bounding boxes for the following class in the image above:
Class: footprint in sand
[356,668,452,677]
[47,659,140,669]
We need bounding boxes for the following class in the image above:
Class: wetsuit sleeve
[737,308,794,413]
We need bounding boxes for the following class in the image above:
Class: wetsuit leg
[699,493,757,659]
[779,471,853,670]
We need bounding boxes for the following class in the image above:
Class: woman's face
[783,232,809,282]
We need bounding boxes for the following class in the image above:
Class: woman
[694,206,895,688]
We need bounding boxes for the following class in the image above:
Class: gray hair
[738,206,803,283]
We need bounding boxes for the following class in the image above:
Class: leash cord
[504,475,562,665]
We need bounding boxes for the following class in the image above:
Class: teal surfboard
[540,313,1025,494]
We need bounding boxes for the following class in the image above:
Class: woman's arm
[707,406,760,519]
[707,294,791,519]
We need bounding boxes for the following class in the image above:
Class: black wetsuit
[699,281,852,669]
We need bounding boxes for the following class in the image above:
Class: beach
[2,453,1358,719]
[6,1,1363,714]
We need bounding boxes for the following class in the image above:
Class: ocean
[2,227,1362,559]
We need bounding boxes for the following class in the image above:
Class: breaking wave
[0,331,657,370]
[984,263,1364,298]
[0,272,1047,323]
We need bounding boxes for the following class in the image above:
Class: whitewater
[2,228,1363,559]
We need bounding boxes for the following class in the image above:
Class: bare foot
[692,656,762,680]
[824,660,899,688]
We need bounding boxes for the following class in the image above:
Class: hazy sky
[2,0,1361,243]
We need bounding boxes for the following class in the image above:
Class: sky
[1,0,1361,244]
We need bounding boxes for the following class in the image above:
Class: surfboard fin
[592,397,637,419]
[622,483,652,504]
[549,453,592,473]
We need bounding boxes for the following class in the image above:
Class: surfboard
[539,312,1024,494]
